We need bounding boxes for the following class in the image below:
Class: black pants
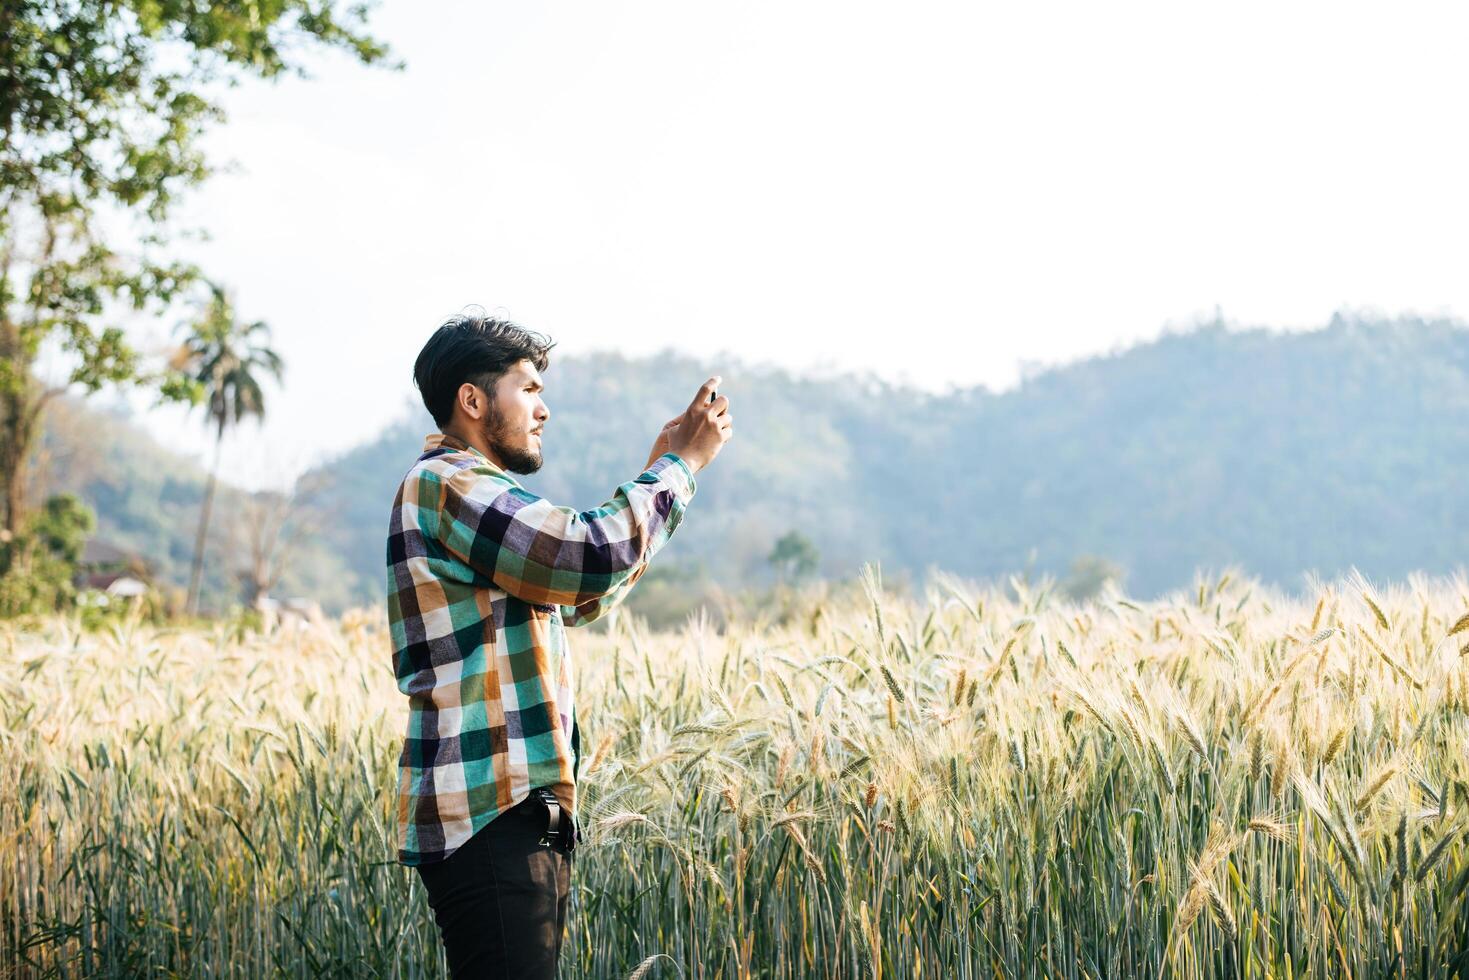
[415,792,575,979]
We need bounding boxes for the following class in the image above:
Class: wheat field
[4,565,1469,978]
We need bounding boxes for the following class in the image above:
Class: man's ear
[459,382,487,420]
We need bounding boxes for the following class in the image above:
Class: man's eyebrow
[524,379,544,390]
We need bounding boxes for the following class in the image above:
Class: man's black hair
[413,308,557,428]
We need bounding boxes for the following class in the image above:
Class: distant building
[75,538,154,596]
[254,595,326,631]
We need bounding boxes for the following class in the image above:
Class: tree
[231,468,327,612]
[1060,554,1125,603]
[176,283,284,616]
[0,1,391,540]
[768,529,820,582]
[0,492,95,617]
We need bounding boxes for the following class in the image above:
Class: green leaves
[0,0,389,539]
[0,493,96,616]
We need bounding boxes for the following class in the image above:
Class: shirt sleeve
[433,451,696,608]
[558,561,651,628]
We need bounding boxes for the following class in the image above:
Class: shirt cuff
[655,452,697,504]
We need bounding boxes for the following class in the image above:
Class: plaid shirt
[386,431,697,865]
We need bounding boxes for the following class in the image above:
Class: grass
[4,564,1469,977]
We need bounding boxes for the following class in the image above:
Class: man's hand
[666,376,731,474]
[645,376,732,474]
[644,415,683,471]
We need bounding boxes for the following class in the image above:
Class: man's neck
[442,425,504,470]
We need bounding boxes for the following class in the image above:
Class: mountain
[33,394,361,615]
[36,311,1469,617]
[303,311,1469,606]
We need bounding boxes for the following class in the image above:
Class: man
[385,309,732,978]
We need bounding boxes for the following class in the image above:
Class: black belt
[531,787,580,853]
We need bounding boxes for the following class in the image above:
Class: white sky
[81,0,1469,491]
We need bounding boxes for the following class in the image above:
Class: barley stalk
[1355,765,1398,811]
[11,572,1469,977]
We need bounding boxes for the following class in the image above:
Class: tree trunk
[1,318,23,536]
[1,217,57,540]
[0,361,40,538]
[0,393,26,538]
[186,422,226,616]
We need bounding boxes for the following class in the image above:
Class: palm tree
[175,283,285,617]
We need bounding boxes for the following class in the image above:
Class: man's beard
[481,409,542,474]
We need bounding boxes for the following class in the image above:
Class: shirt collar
[422,432,522,485]
[423,431,479,457]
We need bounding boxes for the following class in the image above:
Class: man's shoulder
[397,451,520,501]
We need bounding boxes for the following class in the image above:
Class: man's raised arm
[431,451,697,609]
[429,374,730,611]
